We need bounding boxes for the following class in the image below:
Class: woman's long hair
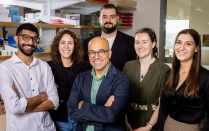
[163,29,201,99]
[50,28,84,65]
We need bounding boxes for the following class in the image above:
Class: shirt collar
[91,62,111,80]
[11,53,38,66]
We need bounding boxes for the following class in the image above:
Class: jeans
[54,116,77,131]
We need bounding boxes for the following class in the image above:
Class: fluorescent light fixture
[0,0,12,5]
[196,6,203,12]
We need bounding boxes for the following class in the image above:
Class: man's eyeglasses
[19,34,40,43]
[87,49,109,58]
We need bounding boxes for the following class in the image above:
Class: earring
[136,55,139,59]
[151,52,153,58]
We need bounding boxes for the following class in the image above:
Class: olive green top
[123,59,170,129]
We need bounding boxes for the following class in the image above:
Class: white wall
[167,0,191,20]
[120,0,161,50]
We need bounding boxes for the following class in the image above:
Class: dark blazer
[68,64,132,131]
[47,60,92,122]
[83,30,136,71]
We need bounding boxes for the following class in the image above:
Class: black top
[82,30,136,71]
[156,66,209,131]
[47,60,92,122]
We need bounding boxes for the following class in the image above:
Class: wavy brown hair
[163,29,201,99]
[135,28,158,58]
[50,28,84,65]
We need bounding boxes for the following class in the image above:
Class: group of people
[0,3,208,131]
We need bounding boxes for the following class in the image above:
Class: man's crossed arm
[12,85,55,112]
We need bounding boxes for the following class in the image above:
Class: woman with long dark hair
[47,29,92,131]
[123,28,170,131]
[156,29,209,131]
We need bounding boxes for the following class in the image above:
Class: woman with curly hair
[47,29,92,131]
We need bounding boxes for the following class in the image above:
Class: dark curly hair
[135,28,158,58]
[50,28,84,65]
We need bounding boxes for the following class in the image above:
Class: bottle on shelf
[0,39,4,56]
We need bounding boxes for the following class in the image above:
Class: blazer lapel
[96,64,117,105]
[111,30,122,60]
[83,72,93,103]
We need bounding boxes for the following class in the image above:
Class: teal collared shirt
[86,62,111,131]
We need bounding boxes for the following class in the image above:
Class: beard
[101,22,117,34]
[18,42,36,56]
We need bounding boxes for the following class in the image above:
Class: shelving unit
[0,52,51,60]
[35,23,75,28]
[0,22,132,29]
[79,25,132,28]
[85,0,107,5]
[0,0,136,61]
[0,22,75,28]
[116,5,136,10]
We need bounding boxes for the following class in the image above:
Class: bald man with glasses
[0,23,59,131]
[67,37,131,131]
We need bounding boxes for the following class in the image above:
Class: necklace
[179,70,190,74]
[140,67,149,78]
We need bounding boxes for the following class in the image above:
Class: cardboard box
[0,7,9,14]
[55,10,75,14]
[66,14,91,25]
[0,14,11,22]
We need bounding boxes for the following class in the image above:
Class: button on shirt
[0,54,59,131]
[86,63,111,131]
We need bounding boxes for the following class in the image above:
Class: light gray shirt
[102,35,116,49]
[0,53,59,131]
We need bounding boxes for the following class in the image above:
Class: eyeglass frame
[18,34,41,43]
[87,49,110,58]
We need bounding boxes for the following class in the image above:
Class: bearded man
[0,23,59,131]
[83,4,136,71]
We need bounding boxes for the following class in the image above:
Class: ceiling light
[196,6,203,12]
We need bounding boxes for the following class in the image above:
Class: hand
[104,95,115,107]
[40,93,48,101]
[126,121,133,131]
[78,101,84,109]
[55,83,59,88]
[134,126,151,131]
[12,85,19,98]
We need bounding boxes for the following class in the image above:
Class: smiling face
[174,34,198,63]
[59,34,74,60]
[14,29,38,56]
[134,33,155,59]
[88,37,112,73]
[99,8,119,34]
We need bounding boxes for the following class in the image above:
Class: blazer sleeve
[128,36,136,61]
[67,74,103,126]
[69,74,131,123]
[83,38,90,61]
[67,74,85,121]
